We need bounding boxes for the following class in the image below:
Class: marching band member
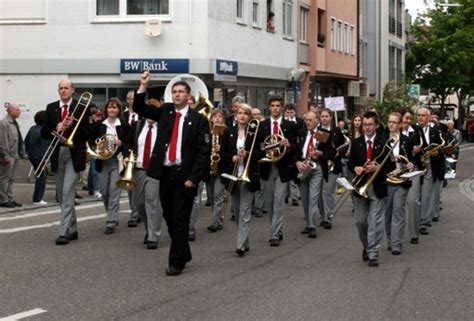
[207,109,227,232]
[319,108,346,229]
[259,96,298,247]
[349,114,363,140]
[251,107,266,217]
[415,107,445,235]
[284,103,304,206]
[126,99,162,249]
[95,98,130,235]
[225,96,244,127]
[400,108,423,245]
[221,103,264,256]
[42,79,94,245]
[295,111,335,238]
[348,111,390,267]
[384,112,414,255]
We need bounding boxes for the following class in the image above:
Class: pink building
[297,0,359,117]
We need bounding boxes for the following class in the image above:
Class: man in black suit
[224,96,244,127]
[259,96,298,247]
[348,111,390,267]
[133,71,210,276]
[42,79,94,245]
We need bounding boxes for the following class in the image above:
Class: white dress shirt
[136,121,157,169]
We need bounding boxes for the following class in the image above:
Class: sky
[405,0,435,18]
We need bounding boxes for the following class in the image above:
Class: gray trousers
[433,178,443,219]
[55,147,78,236]
[99,158,121,228]
[253,178,266,211]
[189,182,204,232]
[210,175,225,227]
[407,174,421,239]
[321,172,338,222]
[385,185,409,251]
[354,187,386,260]
[133,169,162,242]
[264,166,288,240]
[287,180,300,201]
[128,190,139,223]
[0,156,19,203]
[232,181,253,250]
[299,166,323,229]
[420,169,441,228]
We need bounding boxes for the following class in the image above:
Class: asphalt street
[0,144,473,320]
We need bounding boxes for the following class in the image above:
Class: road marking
[0,308,47,321]
[0,200,128,222]
[0,214,106,233]
[459,145,474,151]
[459,176,474,202]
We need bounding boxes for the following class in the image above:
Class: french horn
[86,134,118,160]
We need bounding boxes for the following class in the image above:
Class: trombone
[35,92,93,178]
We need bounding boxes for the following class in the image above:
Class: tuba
[192,93,213,120]
[86,134,118,160]
[210,124,227,175]
[259,127,287,163]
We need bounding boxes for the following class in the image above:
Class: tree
[376,81,419,124]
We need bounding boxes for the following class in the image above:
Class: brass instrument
[117,150,136,191]
[386,153,410,185]
[259,127,287,163]
[192,92,213,120]
[352,136,398,198]
[86,134,118,160]
[442,138,457,156]
[329,133,351,172]
[420,131,446,171]
[35,92,93,178]
[297,129,328,181]
[240,119,260,182]
[210,124,227,175]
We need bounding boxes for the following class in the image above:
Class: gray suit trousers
[232,181,253,251]
[55,147,78,236]
[253,178,266,211]
[264,166,288,240]
[133,169,162,242]
[321,172,338,222]
[299,166,323,229]
[0,156,19,203]
[99,158,121,228]
[189,182,204,231]
[385,184,409,251]
[210,175,225,227]
[406,174,421,239]
[420,169,441,228]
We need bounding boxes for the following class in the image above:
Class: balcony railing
[389,15,403,38]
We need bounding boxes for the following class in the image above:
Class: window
[252,0,259,26]
[282,0,293,38]
[237,0,244,20]
[300,7,308,43]
[350,25,355,55]
[344,23,349,53]
[330,17,336,51]
[337,20,343,52]
[0,0,46,24]
[94,0,170,21]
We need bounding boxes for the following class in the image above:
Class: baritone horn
[117,150,136,191]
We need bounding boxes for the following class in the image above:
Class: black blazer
[220,125,265,192]
[320,126,346,174]
[225,115,236,128]
[419,125,445,182]
[348,134,390,199]
[258,118,298,183]
[385,133,413,189]
[94,119,130,173]
[296,128,336,182]
[132,91,210,185]
[123,110,141,131]
[402,124,423,170]
[41,99,92,173]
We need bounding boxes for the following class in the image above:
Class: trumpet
[210,124,227,175]
[259,127,287,163]
[35,92,93,178]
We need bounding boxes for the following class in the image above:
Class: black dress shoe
[188,233,196,242]
[391,249,401,255]
[207,225,218,232]
[166,266,182,276]
[68,232,78,241]
[55,236,69,245]
[12,200,22,207]
[419,227,429,235]
[230,215,236,221]
[362,250,369,262]
[278,232,283,241]
[128,220,138,228]
[146,242,158,250]
[319,222,325,227]
[253,209,263,217]
[432,217,439,222]
[410,238,419,244]
[205,201,212,207]
[301,227,309,234]
[368,259,379,267]
[308,228,317,238]
[292,200,299,206]
[269,239,279,247]
[104,226,115,234]
[236,249,245,257]
[387,246,392,251]
[245,247,250,252]
[0,201,15,208]
[323,222,332,230]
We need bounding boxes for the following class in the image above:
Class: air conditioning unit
[360,82,369,97]
[348,81,360,97]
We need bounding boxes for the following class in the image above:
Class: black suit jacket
[296,128,336,182]
[258,118,298,183]
[320,126,346,174]
[132,91,210,185]
[419,125,445,181]
[41,99,91,173]
[225,115,236,128]
[94,119,130,173]
[348,134,390,199]
[220,125,265,192]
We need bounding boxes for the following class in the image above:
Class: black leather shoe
[12,200,22,207]
[323,222,332,230]
[387,246,392,251]
[146,242,158,250]
[368,259,379,267]
[205,201,212,207]
[308,228,317,238]
[432,217,439,222]
[55,236,69,245]
[410,238,419,244]
[0,201,15,208]
[245,247,250,252]
[230,215,236,221]
[301,227,309,234]
[104,227,115,234]
[188,232,196,242]
[392,249,401,255]
[362,250,369,262]
[278,232,283,241]
[419,227,429,235]
[207,225,218,232]
[319,222,325,227]
[236,249,245,257]
[166,266,182,276]
[292,200,299,206]
[68,232,78,241]
[253,209,263,217]
[269,239,279,247]
[127,220,138,228]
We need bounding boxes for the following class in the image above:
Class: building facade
[0,0,299,133]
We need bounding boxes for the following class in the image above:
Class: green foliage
[377,81,418,124]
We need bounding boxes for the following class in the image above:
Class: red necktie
[273,121,278,135]
[306,130,314,158]
[61,104,68,122]
[168,112,182,163]
[143,124,153,169]
[367,140,373,161]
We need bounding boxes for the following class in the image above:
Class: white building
[0,0,298,133]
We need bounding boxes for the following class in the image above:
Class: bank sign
[214,59,238,82]
[120,59,189,80]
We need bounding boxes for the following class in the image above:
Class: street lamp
[287,67,305,103]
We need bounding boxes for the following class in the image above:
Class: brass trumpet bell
[192,92,213,120]
[117,150,136,191]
